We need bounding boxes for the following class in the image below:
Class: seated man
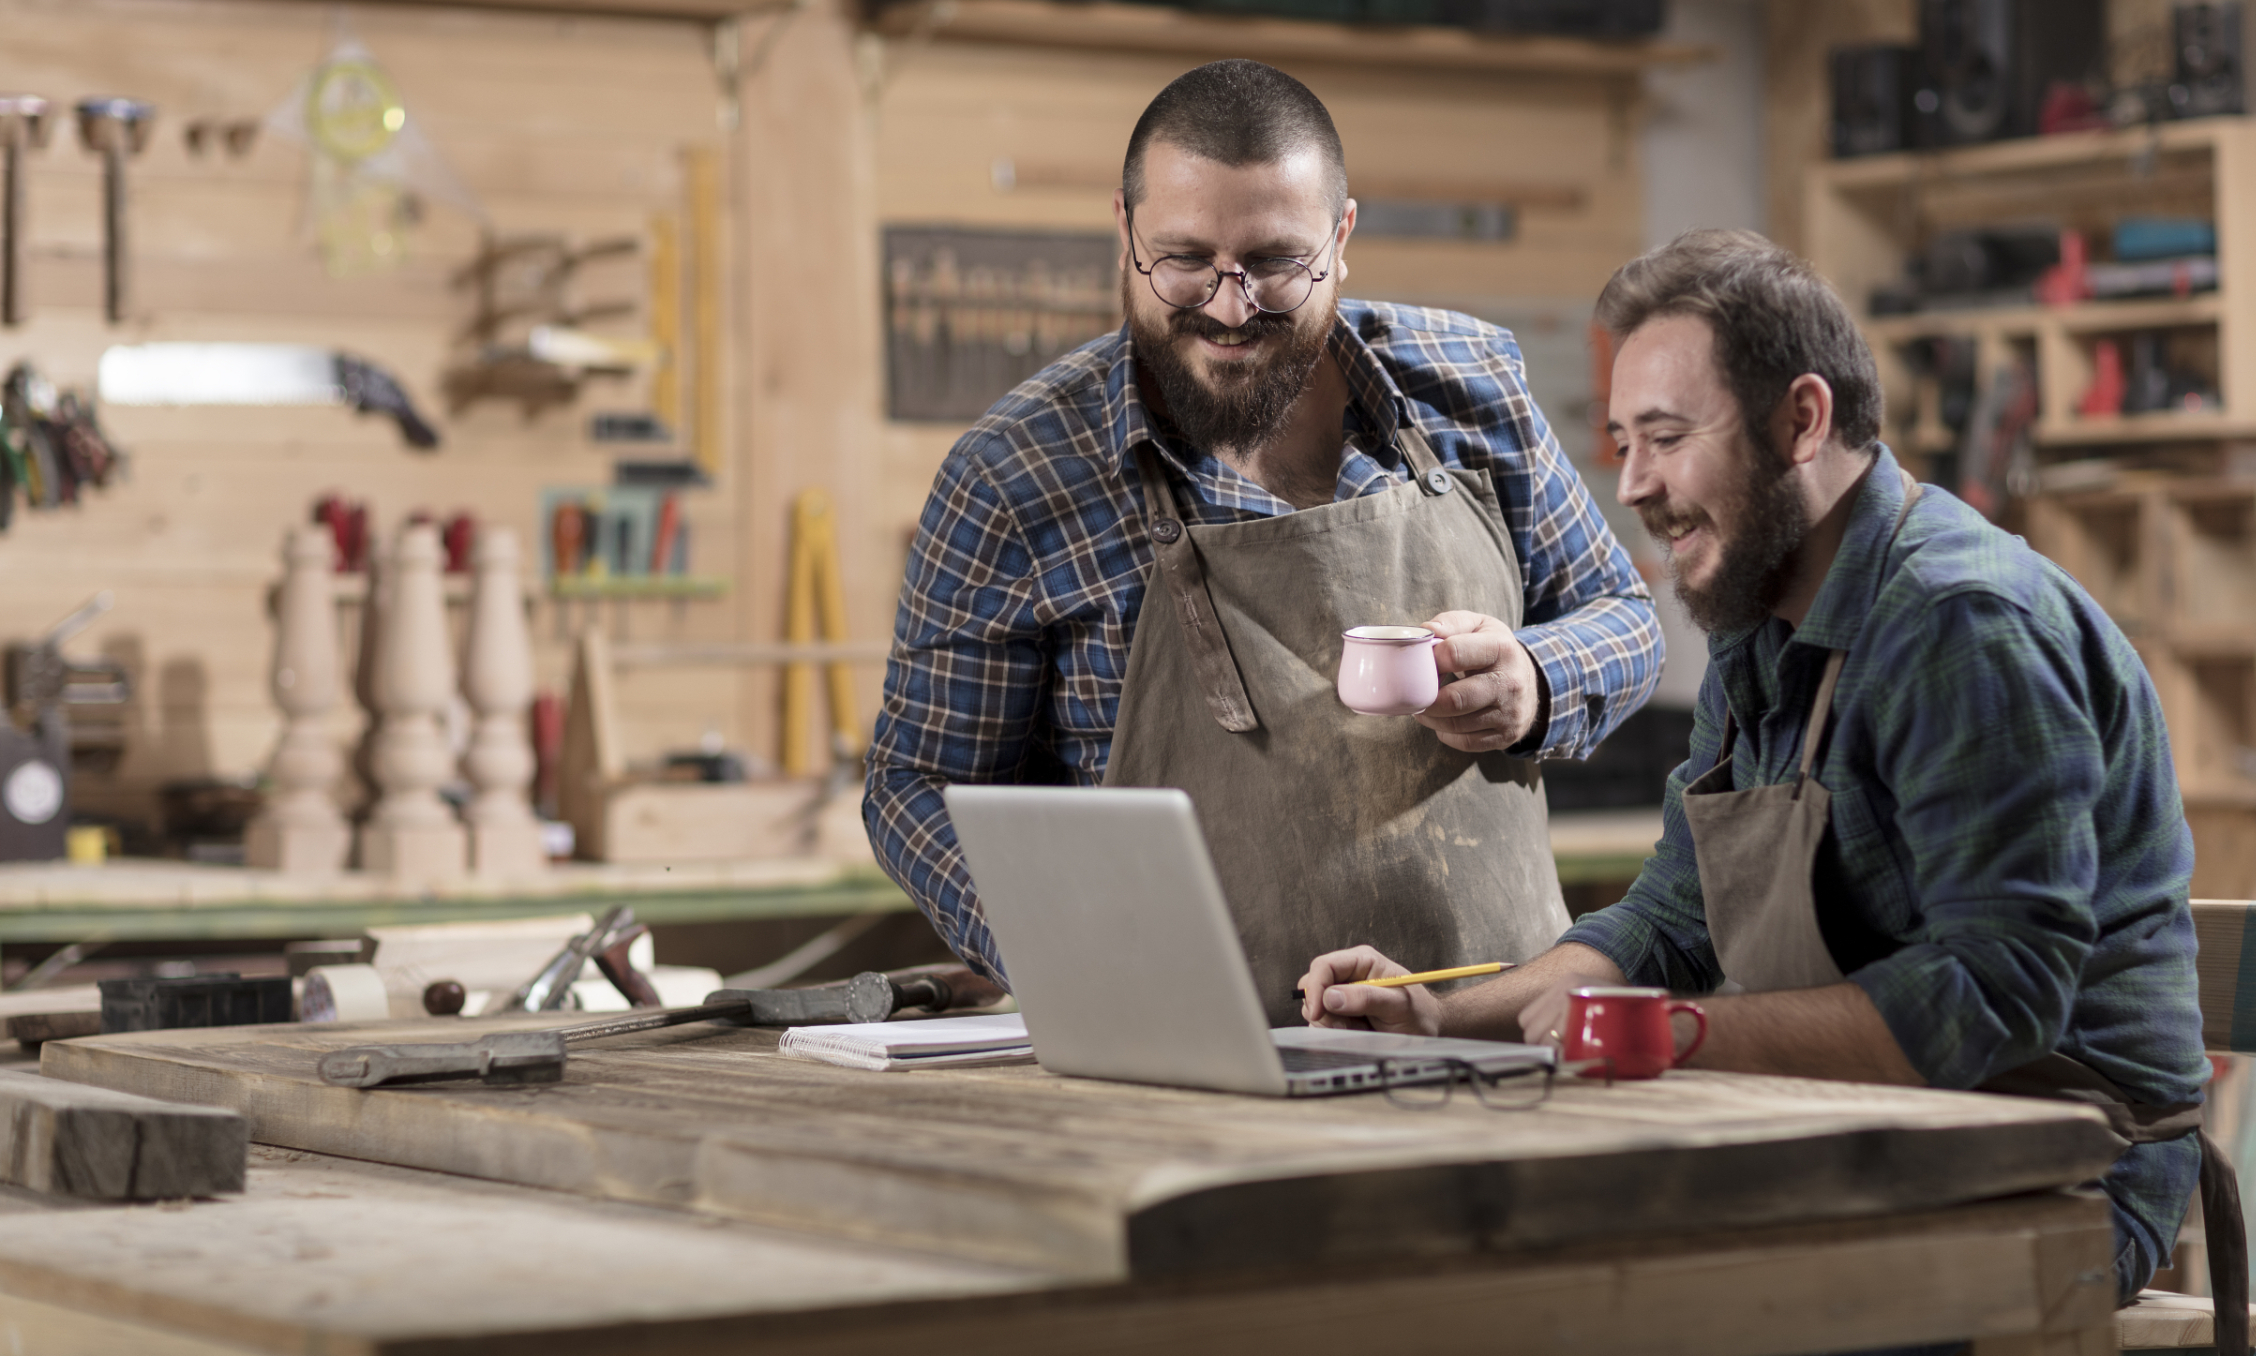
[866,60,1660,1021]
[1301,229,2221,1309]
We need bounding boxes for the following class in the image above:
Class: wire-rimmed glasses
[1127,210,1340,315]
[1376,1056,1558,1111]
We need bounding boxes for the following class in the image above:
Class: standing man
[866,60,1660,1021]
[1300,230,2232,1318]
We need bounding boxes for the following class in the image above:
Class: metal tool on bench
[494,904,638,1013]
[316,964,1007,1088]
[74,98,154,325]
[0,97,50,327]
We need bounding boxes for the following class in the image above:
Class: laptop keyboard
[1278,1046,1384,1072]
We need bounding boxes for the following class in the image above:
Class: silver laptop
[944,784,1553,1097]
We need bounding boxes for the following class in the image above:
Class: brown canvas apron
[1684,469,2246,1339]
[1103,425,1569,1027]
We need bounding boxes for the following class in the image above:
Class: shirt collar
[1789,443,1909,654]
[1103,304,1410,477]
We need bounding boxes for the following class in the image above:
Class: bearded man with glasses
[866,60,1661,1023]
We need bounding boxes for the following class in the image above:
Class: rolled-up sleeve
[1460,334,1660,761]
[1843,590,2101,1089]
[862,439,1047,985]
[1558,666,1728,993]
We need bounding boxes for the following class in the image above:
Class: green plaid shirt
[1563,447,2206,1105]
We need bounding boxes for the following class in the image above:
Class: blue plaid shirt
[1560,449,2205,1283]
[866,300,1662,981]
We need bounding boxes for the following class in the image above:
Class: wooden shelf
[1813,117,2242,192]
[1866,297,2221,345]
[869,0,1716,76]
[2164,625,2256,658]
[2184,783,2256,810]
[2036,412,2256,447]
[548,575,729,600]
[2054,297,2225,334]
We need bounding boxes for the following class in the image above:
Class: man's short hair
[1595,229,1884,454]
[1122,60,1348,217]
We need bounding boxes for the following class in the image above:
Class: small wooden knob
[423,980,467,1016]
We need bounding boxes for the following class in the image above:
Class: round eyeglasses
[1127,210,1340,315]
[1377,1056,1563,1111]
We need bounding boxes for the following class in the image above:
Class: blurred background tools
[1,593,129,861]
[0,95,48,326]
[73,97,153,325]
[96,342,438,449]
[316,961,1007,1088]
[1,362,125,525]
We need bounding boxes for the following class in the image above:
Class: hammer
[73,98,154,325]
[0,97,48,327]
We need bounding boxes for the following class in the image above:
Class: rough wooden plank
[2110,1288,2250,1348]
[0,1290,257,1356]
[0,1069,246,1199]
[42,1017,2122,1280]
[0,1146,2116,1356]
[6,1012,103,1047]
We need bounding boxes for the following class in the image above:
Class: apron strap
[1129,443,1260,734]
[2201,1129,2249,1356]
[1983,1052,2247,1346]
[1791,651,1846,800]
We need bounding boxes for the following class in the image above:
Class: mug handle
[1667,1000,1708,1065]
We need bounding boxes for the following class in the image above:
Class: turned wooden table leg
[462,525,545,876]
[356,522,466,880]
[245,524,350,873]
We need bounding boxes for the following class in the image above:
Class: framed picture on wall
[883,226,1121,423]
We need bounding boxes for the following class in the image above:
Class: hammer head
[74,97,155,156]
[0,96,50,150]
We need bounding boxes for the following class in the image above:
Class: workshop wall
[0,0,738,829]
[0,0,1670,839]
[864,34,1648,609]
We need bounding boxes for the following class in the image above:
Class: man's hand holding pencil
[1295,947,1465,1034]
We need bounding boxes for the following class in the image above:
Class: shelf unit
[1809,120,2256,897]
[1809,118,2256,460]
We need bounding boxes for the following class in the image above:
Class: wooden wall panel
[0,0,736,828]
[732,0,888,777]
[864,39,1645,684]
[0,0,1664,834]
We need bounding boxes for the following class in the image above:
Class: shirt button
[1151,518,1183,544]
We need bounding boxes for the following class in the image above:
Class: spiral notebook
[779,1013,1033,1073]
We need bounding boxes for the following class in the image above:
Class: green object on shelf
[550,575,728,600]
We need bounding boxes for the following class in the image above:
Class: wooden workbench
[0,1141,2117,1356]
[15,1009,2128,1352]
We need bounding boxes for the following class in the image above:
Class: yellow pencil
[1353,962,1509,988]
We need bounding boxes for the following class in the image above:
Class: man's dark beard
[1129,281,1332,456]
[1639,433,1809,634]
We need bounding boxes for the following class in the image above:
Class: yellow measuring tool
[782,487,861,778]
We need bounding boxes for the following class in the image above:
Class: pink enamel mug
[1336,625,1440,716]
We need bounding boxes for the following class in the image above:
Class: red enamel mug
[1563,986,1707,1080]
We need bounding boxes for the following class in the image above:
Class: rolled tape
[302,963,390,1023]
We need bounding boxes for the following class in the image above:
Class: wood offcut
[0,1068,245,1199]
